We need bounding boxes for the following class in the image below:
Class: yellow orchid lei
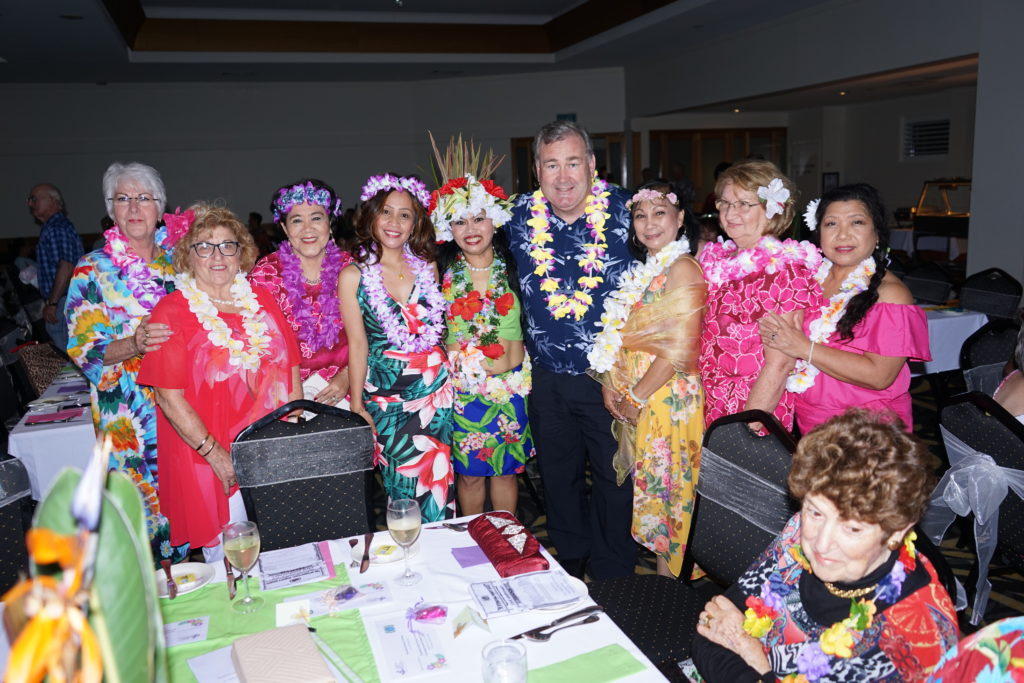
[527,175,610,320]
[178,272,271,372]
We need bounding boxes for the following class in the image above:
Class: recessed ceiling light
[839,90,847,96]
[733,108,741,113]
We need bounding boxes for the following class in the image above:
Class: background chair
[231,400,374,552]
[960,319,1019,373]
[0,455,32,593]
[903,262,954,305]
[960,267,1022,319]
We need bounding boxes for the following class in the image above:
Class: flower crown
[360,174,431,209]
[161,207,195,247]
[757,178,791,219]
[803,198,821,231]
[626,188,678,209]
[428,174,512,242]
[272,182,342,223]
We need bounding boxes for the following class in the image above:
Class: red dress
[137,288,299,548]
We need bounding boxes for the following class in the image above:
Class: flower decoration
[177,272,271,372]
[757,178,791,219]
[278,240,346,352]
[700,235,822,287]
[360,174,431,209]
[626,188,678,209]
[272,182,342,223]
[428,174,512,242]
[360,245,445,353]
[803,198,820,231]
[162,206,195,246]
[103,214,180,312]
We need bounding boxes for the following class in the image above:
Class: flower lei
[278,240,344,352]
[360,174,431,208]
[272,182,342,223]
[700,235,822,288]
[745,532,918,683]
[587,238,691,373]
[360,245,446,353]
[527,175,610,320]
[177,272,271,372]
[102,207,193,311]
[787,256,876,393]
[428,174,512,242]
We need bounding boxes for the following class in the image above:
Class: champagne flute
[223,520,263,613]
[387,498,422,586]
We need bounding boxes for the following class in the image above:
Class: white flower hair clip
[757,178,790,219]
[803,198,820,231]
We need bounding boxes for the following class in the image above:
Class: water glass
[481,639,527,683]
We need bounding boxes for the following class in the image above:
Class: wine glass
[387,498,422,586]
[223,520,263,613]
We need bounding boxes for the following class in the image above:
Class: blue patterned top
[36,211,84,299]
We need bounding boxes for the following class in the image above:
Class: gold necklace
[822,581,878,599]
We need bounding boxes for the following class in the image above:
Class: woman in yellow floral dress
[588,182,706,577]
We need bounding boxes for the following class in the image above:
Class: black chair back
[0,456,31,593]
[960,267,1023,319]
[689,410,797,585]
[959,319,1020,371]
[903,262,953,305]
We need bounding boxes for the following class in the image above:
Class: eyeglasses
[109,194,156,206]
[191,241,241,258]
[714,199,760,214]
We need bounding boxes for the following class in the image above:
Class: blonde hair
[715,160,797,237]
[173,203,258,275]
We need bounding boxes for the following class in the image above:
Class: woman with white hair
[67,161,189,563]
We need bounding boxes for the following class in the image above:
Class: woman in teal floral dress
[66,162,190,563]
[339,174,454,522]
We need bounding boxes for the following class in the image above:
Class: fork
[522,614,601,641]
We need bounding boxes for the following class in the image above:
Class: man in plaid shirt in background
[28,183,83,352]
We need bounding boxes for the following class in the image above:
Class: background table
[920,307,989,374]
[162,518,666,682]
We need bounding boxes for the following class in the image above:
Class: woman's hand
[314,371,350,405]
[203,442,237,496]
[616,398,641,425]
[134,315,173,355]
[758,310,808,360]
[350,403,376,433]
[697,595,771,674]
[602,386,625,421]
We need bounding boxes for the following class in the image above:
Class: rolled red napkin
[468,511,549,577]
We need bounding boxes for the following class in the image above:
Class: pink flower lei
[278,240,345,352]
[699,235,822,287]
[102,207,193,311]
[360,245,446,353]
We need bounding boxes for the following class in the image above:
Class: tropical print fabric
[927,615,1024,682]
[452,365,535,476]
[66,247,184,563]
[356,276,455,522]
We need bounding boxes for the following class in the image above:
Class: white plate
[349,536,420,565]
[155,562,214,597]
[537,576,589,611]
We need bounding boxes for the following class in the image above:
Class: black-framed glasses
[191,241,241,258]
[109,194,157,206]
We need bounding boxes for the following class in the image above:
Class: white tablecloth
[8,374,95,499]
[889,228,964,259]
[921,308,989,374]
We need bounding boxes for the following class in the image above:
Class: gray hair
[103,162,167,218]
[532,120,594,167]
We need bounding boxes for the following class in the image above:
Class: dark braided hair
[813,183,889,342]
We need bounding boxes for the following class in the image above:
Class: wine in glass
[223,520,263,613]
[387,498,422,586]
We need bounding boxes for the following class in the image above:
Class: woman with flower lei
[339,174,455,522]
[66,162,190,564]
[697,160,826,430]
[249,178,354,406]
[690,410,958,682]
[138,205,301,560]
[758,184,929,433]
[586,182,706,577]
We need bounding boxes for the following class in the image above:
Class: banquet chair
[587,411,797,678]
[0,455,31,593]
[960,267,1023,319]
[231,400,375,552]
[903,262,954,305]
[960,319,1019,371]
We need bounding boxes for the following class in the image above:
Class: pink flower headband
[626,188,678,209]
[272,182,342,223]
[360,174,431,209]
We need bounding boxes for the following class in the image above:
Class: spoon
[523,614,601,641]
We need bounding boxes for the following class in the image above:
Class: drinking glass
[481,639,527,683]
[222,520,263,613]
[386,498,422,586]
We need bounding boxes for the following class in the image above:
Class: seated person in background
[691,409,958,682]
[995,324,1024,421]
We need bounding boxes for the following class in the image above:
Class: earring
[630,233,642,249]
[887,538,901,551]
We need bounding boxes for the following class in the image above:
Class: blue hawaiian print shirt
[505,185,633,375]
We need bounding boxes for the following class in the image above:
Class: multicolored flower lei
[277,240,345,352]
[177,272,271,372]
[699,235,822,288]
[102,208,192,311]
[360,174,431,208]
[787,256,876,393]
[527,175,610,320]
[360,245,446,353]
[271,182,342,223]
[428,174,512,242]
[745,532,917,682]
[587,237,690,373]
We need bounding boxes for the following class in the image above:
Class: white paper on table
[301,375,350,420]
[367,612,449,680]
[164,616,210,647]
[187,646,239,683]
[283,580,392,616]
[258,543,332,591]
[470,571,579,618]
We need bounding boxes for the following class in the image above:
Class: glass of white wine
[387,498,422,586]
[223,520,263,613]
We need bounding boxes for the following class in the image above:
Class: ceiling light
[733,108,741,113]
[839,91,847,96]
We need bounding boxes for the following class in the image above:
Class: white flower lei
[587,238,691,373]
[787,256,876,393]
[177,272,272,372]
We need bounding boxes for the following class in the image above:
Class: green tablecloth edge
[527,643,647,683]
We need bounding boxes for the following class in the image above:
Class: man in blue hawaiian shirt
[506,121,634,579]
[29,183,84,352]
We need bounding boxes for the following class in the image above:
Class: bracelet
[617,386,644,411]
[807,341,816,365]
[627,386,648,407]
[199,439,216,458]
[194,433,210,452]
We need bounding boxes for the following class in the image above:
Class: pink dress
[698,237,824,429]
[795,302,930,433]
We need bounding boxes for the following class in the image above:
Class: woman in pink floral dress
[698,160,824,429]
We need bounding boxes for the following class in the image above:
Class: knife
[161,559,178,599]
[223,556,236,600]
[508,604,604,640]
[359,532,374,574]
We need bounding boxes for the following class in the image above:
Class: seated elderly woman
[138,204,301,561]
[994,324,1024,422]
[691,409,958,682]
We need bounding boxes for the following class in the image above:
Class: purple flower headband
[360,174,431,209]
[272,182,342,223]
[626,188,678,209]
